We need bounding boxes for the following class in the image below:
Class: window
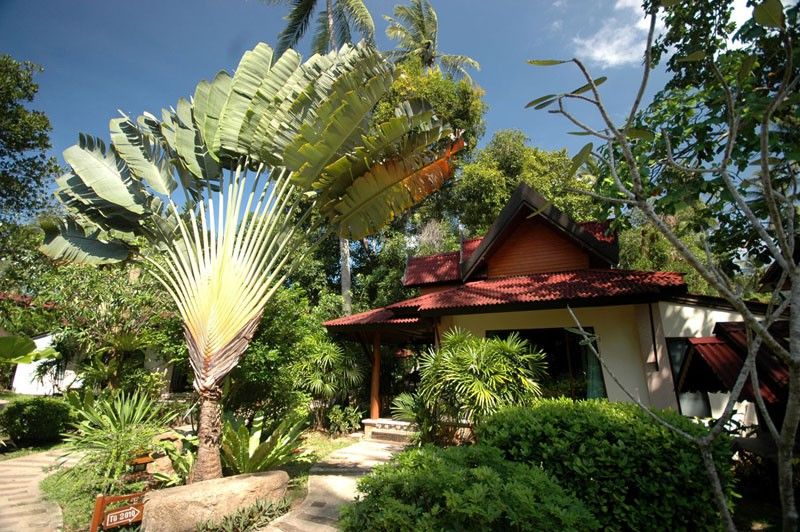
[666,337,711,417]
[487,327,606,400]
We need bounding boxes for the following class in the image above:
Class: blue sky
[0,0,739,165]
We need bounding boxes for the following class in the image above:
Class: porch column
[370,332,381,419]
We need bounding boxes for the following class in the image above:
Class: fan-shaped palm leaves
[267,0,375,56]
[384,0,480,80]
[417,327,545,425]
[41,41,463,480]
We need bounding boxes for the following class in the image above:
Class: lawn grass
[40,465,102,532]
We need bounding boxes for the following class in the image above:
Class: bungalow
[324,183,760,435]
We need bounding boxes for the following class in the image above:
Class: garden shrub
[0,396,73,445]
[476,399,734,531]
[327,404,363,435]
[340,444,597,531]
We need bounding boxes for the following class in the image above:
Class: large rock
[142,470,289,532]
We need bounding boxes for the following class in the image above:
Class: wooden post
[370,332,381,419]
[89,494,105,532]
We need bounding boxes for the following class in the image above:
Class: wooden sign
[103,504,144,529]
[89,492,145,532]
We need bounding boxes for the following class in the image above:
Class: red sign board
[103,504,144,529]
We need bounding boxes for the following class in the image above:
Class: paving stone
[262,440,405,532]
[0,450,69,532]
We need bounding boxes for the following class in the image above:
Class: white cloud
[572,0,663,68]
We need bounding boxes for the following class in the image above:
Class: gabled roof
[402,208,618,288]
[326,269,686,332]
[461,183,618,280]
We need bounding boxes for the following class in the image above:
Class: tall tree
[269,0,375,57]
[0,55,59,221]
[527,0,798,528]
[42,42,463,481]
[384,0,480,80]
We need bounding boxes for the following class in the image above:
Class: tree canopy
[0,55,59,221]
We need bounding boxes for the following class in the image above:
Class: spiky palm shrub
[42,42,463,480]
[395,328,546,442]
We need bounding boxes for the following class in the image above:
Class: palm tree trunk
[190,388,223,482]
[340,237,352,315]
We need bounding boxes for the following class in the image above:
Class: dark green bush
[0,396,73,445]
[340,444,597,531]
[476,399,733,531]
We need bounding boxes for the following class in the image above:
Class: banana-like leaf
[63,134,148,216]
[172,99,221,181]
[283,48,394,187]
[192,71,232,161]
[110,117,176,195]
[214,43,273,157]
[40,218,130,265]
[0,336,58,365]
[332,136,465,239]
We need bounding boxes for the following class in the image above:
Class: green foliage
[0,55,60,221]
[220,413,307,475]
[40,464,107,531]
[618,217,713,295]
[476,399,734,531]
[196,498,291,532]
[63,390,176,489]
[273,0,375,56]
[0,396,73,446]
[340,444,598,531]
[293,331,366,428]
[225,286,336,421]
[153,437,196,487]
[418,328,545,425]
[326,404,363,435]
[451,129,599,235]
[373,57,486,154]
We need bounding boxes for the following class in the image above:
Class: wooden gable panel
[486,217,590,278]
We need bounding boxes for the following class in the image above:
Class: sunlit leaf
[753,0,785,29]
[570,76,607,96]
[528,59,567,66]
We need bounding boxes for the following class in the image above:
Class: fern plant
[220,413,307,475]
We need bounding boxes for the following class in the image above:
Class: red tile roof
[461,237,483,260]
[402,251,461,286]
[685,334,786,404]
[579,221,617,245]
[327,269,686,331]
[324,307,423,328]
[392,269,684,312]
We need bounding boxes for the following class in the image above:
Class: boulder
[141,470,289,532]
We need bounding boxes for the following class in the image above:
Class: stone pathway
[0,448,76,532]
[265,440,406,532]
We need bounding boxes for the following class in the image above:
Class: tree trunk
[340,237,352,315]
[190,388,223,483]
[778,273,800,530]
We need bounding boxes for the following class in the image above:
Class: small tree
[527,1,797,528]
[42,42,463,481]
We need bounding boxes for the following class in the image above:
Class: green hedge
[340,444,597,531]
[0,396,73,446]
[476,399,733,531]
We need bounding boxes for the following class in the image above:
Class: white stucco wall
[441,305,653,406]
[658,301,743,337]
[11,334,81,395]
